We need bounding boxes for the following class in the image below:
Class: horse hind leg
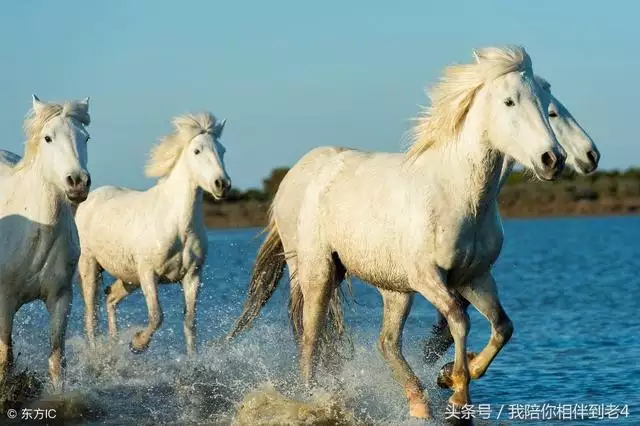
[295,251,334,386]
[378,289,432,419]
[105,279,137,341]
[319,252,348,375]
[78,255,102,349]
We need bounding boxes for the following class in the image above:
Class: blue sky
[1,1,637,190]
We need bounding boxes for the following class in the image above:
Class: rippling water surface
[11,216,640,425]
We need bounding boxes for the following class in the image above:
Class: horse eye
[549,111,558,118]
[44,135,52,143]
[504,98,515,107]
[194,149,201,155]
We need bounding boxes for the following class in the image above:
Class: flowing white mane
[145,112,218,178]
[406,45,533,161]
[14,100,91,171]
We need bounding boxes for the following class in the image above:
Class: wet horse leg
[378,289,431,419]
[46,287,71,391]
[297,254,334,386]
[182,269,201,356]
[105,279,137,340]
[462,273,513,380]
[130,271,163,353]
[78,256,101,349]
[410,266,471,408]
[425,295,471,364]
[438,272,513,386]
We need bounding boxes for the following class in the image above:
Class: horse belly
[334,244,410,292]
[96,253,141,285]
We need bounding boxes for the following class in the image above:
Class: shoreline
[203,199,640,229]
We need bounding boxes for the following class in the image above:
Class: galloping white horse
[75,113,230,355]
[226,73,601,372]
[0,95,91,390]
[423,75,601,371]
[227,46,566,418]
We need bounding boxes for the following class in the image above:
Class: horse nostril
[214,179,223,191]
[587,150,599,166]
[541,151,557,170]
[66,175,76,187]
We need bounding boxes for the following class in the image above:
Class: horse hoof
[437,362,454,389]
[409,401,432,419]
[129,341,147,354]
[437,352,477,389]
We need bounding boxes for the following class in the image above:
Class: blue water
[10,216,640,425]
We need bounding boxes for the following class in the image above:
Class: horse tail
[225,213,286,341]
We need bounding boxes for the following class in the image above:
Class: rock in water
[234,384,363,426]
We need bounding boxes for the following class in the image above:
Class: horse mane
[13,100,91,171]
[534,74,551,93]
[406,45,533,161]
[145,112,218,178]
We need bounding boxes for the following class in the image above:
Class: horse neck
[16,161,72,226]
[157,158,204,233]
[417,111,505,217]
[498,156,516,191]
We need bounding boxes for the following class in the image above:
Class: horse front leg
[461,272,513,380]
[46,288,72,392]
[411,266,471,409]
[424,295,471,365]
[130,271,163,354]
[181,269,201,357]
[0,305,15,385]
[378,289,432,419]
[439,272,513,386]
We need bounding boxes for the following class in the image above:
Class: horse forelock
[144,112,218,179]
[14,100,91,171]
[406,45,533,162]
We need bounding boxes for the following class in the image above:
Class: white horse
[226,46,566,419]
[0,95,91,391]
[423,75,601,371]
[75,112,230,356]
[226,72,601,368]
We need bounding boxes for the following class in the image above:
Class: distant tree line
[204,167,289,203]
[204,165,640,204]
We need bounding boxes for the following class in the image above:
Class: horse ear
[215,119,226,137]
[472,49,482,63]
[79,97,90,112]
[32,94,45,114]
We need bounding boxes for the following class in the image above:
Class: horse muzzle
[65,171,91,203]
[211,177,231,200]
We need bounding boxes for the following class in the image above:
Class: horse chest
[435,216,503,283]
[7,228,77,303]
[158,233,205,283]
